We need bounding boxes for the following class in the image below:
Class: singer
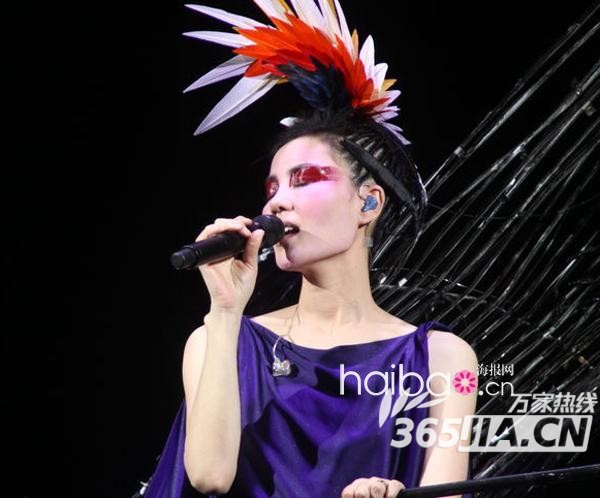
[145,2,477,498]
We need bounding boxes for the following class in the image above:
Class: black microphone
[170,215,285,270]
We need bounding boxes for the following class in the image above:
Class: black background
[3,1,599,497]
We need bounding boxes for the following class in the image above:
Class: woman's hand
[341,477,405,498]
[196,216,265,313]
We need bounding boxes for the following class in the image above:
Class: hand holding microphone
[171,215,285,313]
[171,214,285,269]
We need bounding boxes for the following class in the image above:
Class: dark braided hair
[270,109,428,268]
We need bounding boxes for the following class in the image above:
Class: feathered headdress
[183,0,409,144]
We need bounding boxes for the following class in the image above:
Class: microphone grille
[253,215,285,247]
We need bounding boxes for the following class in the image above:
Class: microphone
[170,214,285,270]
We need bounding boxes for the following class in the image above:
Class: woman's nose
[263,189,293,214]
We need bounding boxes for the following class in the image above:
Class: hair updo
[270,109,428,271]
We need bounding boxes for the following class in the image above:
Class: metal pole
[399,463,600,497]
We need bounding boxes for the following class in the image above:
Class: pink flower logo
[453,370,477,395]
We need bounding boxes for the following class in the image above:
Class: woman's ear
[358,183,385,226]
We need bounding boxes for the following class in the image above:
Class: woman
[145,2,478,496]
[180,110,478,498]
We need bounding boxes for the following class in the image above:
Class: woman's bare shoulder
[427,329,478,373]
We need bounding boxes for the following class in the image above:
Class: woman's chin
[274,245,344,271]
[274,248,304,271]
[275,256,299,272]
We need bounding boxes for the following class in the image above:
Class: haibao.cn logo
[453,370,477,395]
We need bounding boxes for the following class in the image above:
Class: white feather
[381,122,411,145]
[280,116,299,127]
[317,0,342,40]
[373,106,399,122]
[289,0,326,31]
[182,31,251,48]
[184,55,252,93]
[372,63,388,91]
[252,0,288,20]
[332,0,353,55]
[383,89,401,105]
[376,107,399,119]
[185,4,267,30]
[359,35,375,81]
[194,76,279,135]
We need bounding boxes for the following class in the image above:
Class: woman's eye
[264,179,278,200]
[290,166,336,187]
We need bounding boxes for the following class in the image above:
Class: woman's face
[262,135,363,271]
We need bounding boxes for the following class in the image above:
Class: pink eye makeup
[264,178,279,201]
[264,164,342,201]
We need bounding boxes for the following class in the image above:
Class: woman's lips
[282,225,299,240]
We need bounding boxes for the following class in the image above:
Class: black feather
[278,57,352,111]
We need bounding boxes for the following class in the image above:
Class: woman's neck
[294,246,381,333]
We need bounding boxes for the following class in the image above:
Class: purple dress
[145,315,472,497]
